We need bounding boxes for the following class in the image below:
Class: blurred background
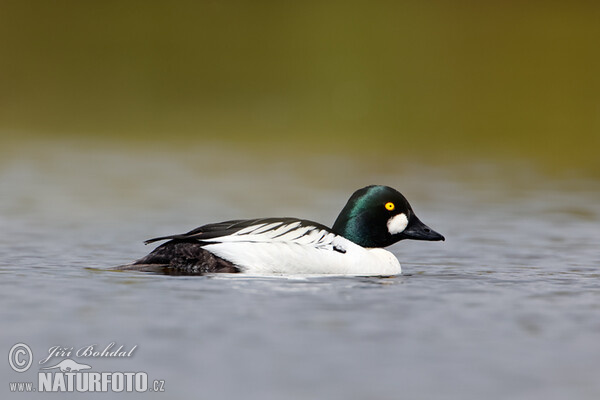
[2,3,600,400]
[1,0,599,175]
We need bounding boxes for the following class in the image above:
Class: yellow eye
[385,202,395,211]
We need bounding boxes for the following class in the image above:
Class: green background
[1,1,598,174]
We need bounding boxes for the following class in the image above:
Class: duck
[116,185,444,276]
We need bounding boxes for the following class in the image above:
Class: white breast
[199,222,401,275]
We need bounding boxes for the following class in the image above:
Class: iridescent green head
[332,185,444,248]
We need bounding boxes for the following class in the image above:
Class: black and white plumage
[117,186,444,276]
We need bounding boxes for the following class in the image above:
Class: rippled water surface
[1,142,599,399]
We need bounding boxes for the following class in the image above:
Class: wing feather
[143,218,334,247]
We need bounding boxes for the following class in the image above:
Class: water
[1,141,599,399]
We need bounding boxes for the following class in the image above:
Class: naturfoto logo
[8,342,165,393]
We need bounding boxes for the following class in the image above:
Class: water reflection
[1,142,599,399]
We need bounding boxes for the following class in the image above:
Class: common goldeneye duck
[117,185,444,276]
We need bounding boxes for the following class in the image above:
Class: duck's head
[332,185,445,248]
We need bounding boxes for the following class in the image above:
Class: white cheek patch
[387,213,409,235]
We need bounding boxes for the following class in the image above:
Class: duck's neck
[333,212,375,247]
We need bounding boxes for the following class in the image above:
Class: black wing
[143,217,333,245]
[117,218,337,275]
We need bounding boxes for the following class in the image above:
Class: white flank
[387,213,408,235]
[199,221,401,275]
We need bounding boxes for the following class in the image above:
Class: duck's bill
[402,216,445,241]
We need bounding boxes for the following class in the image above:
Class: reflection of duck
[118,185,444,275]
